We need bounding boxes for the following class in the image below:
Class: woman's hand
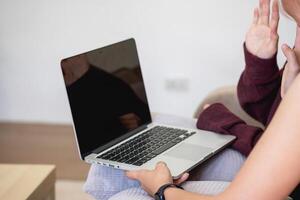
[126,162,189,197]
[246,0,279,59]
[281,44,300,97]
[281,26,300,97]
[203,104,211,110]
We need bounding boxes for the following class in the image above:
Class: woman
[126,0,300,199]
[197,0,300,157]
[85,0,299,199]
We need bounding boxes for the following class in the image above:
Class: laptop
[60,38,235,178]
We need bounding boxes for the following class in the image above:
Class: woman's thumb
[282,44,298,69]
[126,170,139,179]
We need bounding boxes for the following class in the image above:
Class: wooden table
[0,164,56,200]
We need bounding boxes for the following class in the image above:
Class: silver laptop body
[61,38,235,178]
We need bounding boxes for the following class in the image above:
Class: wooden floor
[0,122,90,180]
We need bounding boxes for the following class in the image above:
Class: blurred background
[0,0,296,199]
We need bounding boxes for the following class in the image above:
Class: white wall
[0,0,296,124]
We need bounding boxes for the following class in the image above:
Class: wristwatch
[154,183,183,200]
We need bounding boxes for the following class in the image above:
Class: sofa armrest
[194,86,264,129]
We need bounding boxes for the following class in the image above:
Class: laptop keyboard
[97,126,196,166]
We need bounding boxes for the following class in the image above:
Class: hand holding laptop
[60,38,235,178]
[126,162,189,197]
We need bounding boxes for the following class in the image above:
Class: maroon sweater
[197,44,284,156]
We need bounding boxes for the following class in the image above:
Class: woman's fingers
[174,173,189,185]
[126,170,140,179]
[253,7,259,25]
[156,161,167,169]
[259,0,270,25]
[258,0,264,24]
[127,162,169,181]
[126,169,151,180]
[270,0,280,34]
[256,0,280,29]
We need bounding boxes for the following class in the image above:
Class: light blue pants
[109,181,231,200]
[84,148,246,200]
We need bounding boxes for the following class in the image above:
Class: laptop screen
[61,39,152,159]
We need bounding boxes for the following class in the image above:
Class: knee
[213,148,246,167]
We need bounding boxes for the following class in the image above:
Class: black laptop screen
[61,39,152,159]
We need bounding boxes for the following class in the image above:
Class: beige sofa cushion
[194,86,264,129]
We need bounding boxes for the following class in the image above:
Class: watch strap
[154,183,183,200]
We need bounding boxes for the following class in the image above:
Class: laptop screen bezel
[60,38,153,160]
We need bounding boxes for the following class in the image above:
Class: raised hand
[246,0,280,59]
[281,30,300,98]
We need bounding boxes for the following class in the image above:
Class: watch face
[154,194,162,200]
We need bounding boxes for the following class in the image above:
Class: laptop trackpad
[165,143,214,161]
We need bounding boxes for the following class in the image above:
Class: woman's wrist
[164,187,182,199]
[164,187,217,200]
